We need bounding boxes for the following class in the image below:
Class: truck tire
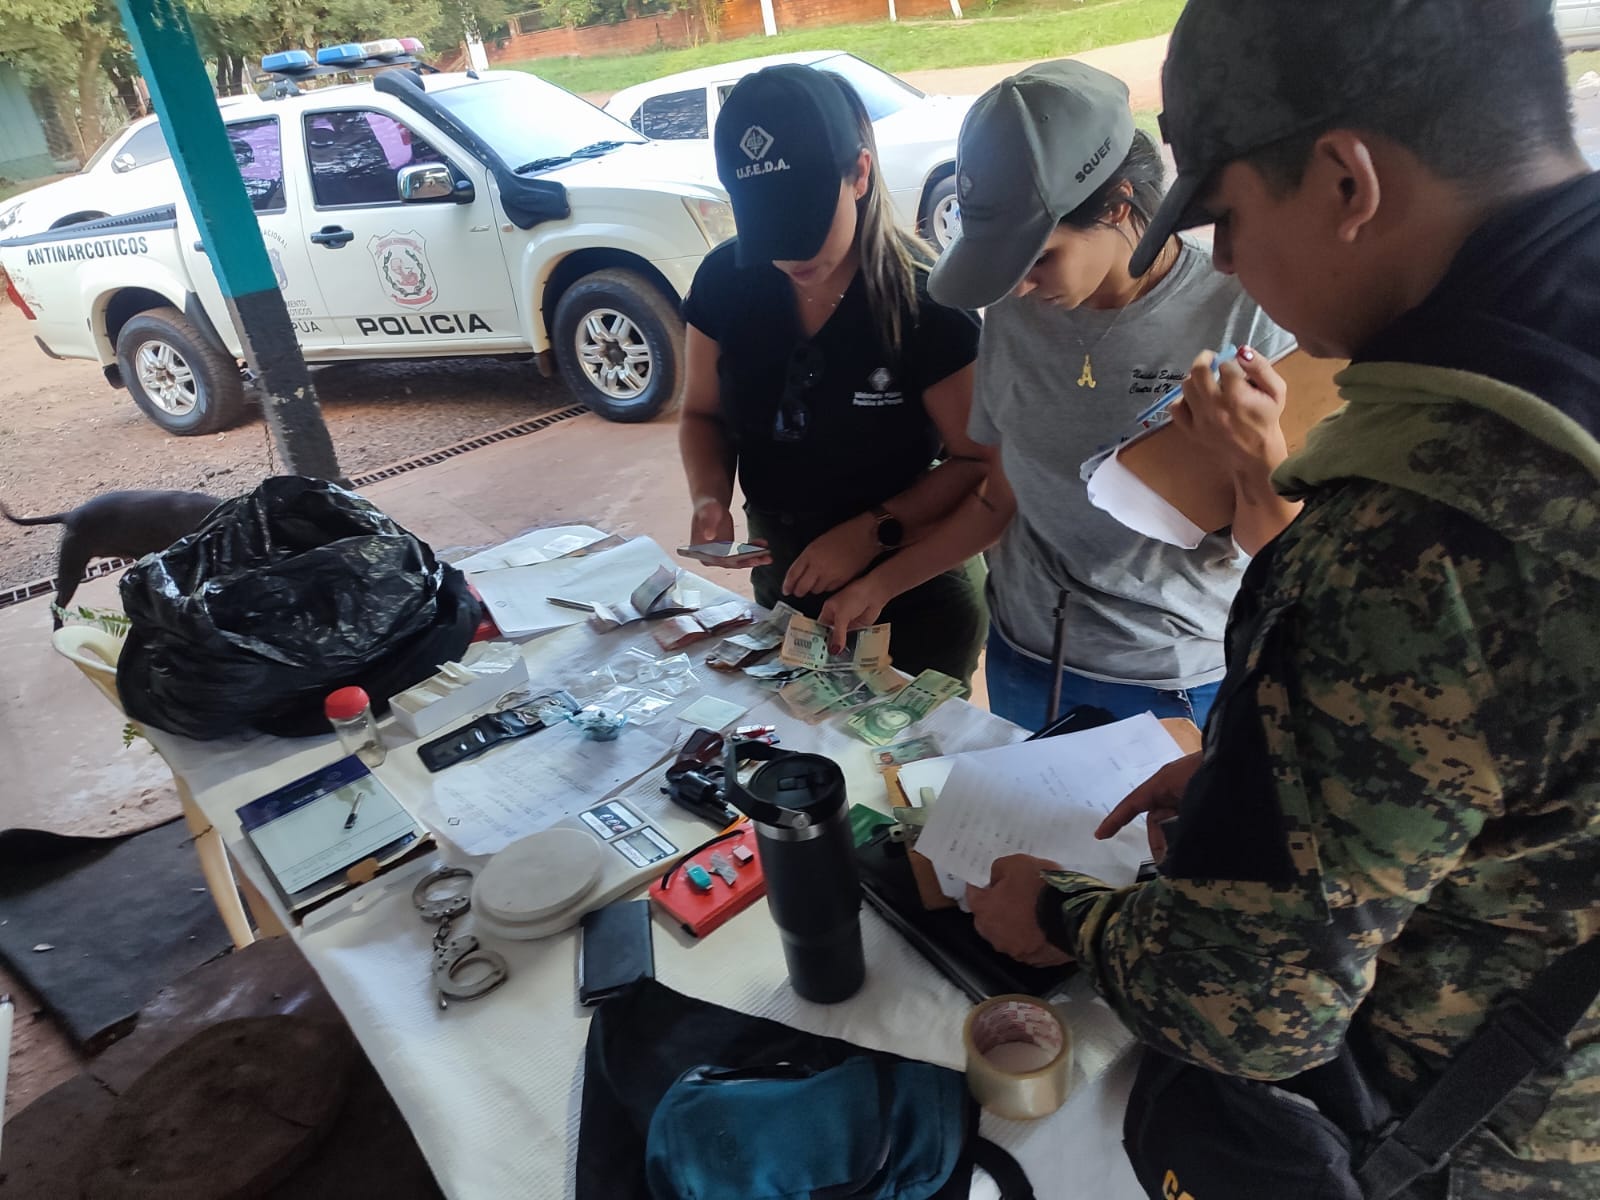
[920,174,961,251]
[552,268,683,423]
[115,306,247,436]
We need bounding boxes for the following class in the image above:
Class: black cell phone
[418,710,544,773]
[577,899,655,1007]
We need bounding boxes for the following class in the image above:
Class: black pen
[344,789,364,830]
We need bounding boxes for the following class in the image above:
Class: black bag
[578,979,1033,1200]
[1123,938,1600,1200]
[116,476,481,740]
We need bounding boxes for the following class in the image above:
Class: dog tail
[0,499,68,527]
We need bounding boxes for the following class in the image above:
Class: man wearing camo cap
[967,1,1599,1195]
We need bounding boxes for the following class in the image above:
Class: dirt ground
[0,301,575,593]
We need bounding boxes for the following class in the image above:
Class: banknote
[870,734,943,772]
[706,602,801,670]
[779,616,891,672]
[845,670,966,746]
[779,665,906,722]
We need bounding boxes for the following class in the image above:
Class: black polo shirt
[684,240,981,533]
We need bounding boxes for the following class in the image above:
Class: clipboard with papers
[236,756,432,917]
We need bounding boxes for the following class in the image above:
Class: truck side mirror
[397,163,458,203]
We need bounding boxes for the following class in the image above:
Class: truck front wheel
[115,306,246,436]
[552,269,682,423]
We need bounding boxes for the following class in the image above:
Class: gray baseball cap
[929,60,1135,310]
[1129,0,1559,277]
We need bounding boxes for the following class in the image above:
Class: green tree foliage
[0,0,122,153]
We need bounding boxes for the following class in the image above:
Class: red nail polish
[1239,346,1256,362]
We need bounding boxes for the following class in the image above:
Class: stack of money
[779,664,906,723]
[707,602,802,671]
[778,616,891,673]
[845,671,966,745]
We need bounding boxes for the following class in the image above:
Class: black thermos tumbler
[724,740,865,1003]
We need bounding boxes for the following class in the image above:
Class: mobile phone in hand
[677,541,767,567]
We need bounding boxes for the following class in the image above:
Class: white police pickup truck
[0,60,736,433]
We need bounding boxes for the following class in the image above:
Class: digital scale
[469,799,687,940]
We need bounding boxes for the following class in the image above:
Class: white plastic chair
[51,625,265,949]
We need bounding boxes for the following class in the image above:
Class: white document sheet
[469,536,676,637]
[914,714,1187,889]
[451,525,610,574]
[416,721,674,855]
[1084,451,1209,550]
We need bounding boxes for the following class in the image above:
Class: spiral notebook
[236,756,430,917]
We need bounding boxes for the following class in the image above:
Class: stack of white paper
[913,713,1188,891]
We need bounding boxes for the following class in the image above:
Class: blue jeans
[984,627,1222,733]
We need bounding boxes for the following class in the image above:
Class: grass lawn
[1570,48,1600,81]
[509,0,1183,94]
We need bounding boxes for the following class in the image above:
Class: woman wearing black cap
[678,64,991,684]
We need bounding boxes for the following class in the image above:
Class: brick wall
[763,0,952,36]
[490,11,705,63]
[489,0,954,65]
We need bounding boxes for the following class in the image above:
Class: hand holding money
[779,615,892,673]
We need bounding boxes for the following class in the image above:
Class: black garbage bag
[116,476,483,740]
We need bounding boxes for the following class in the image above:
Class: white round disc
[473,828,603,932]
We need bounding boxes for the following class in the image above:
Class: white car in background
[605,51,972,249]
[1557,0,1600,48]
[0,97,262,239]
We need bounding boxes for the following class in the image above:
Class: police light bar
[363,38,405,58]
[316,43,367,66]
[262,49,313,73]
[398,37,424,54]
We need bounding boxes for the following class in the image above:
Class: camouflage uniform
[1041,362,1600,1196]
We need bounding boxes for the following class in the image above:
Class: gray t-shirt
[970,236,1296,689]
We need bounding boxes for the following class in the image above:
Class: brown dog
[3,490,220,625]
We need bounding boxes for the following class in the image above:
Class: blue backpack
[578,981,1032,1200]
[647,1057,1028,1200]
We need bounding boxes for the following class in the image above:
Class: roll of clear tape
[963,994,1073,1121]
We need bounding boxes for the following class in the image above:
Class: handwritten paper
[416,722,673,855]
[913,714,1187,889]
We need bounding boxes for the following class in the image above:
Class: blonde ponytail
[827,73,934,356]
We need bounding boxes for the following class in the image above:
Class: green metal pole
[115,0,341,480]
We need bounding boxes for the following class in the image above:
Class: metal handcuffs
[412,866,509,1008]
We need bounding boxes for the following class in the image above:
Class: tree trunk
[229,56,244,96]
[75,23,109,157]
[107,63,148,119]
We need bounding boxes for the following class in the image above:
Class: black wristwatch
[871,505,905,550]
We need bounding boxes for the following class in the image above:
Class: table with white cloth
[141,535,1146,1200]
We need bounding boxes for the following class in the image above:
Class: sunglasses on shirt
[775,342,825,443]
